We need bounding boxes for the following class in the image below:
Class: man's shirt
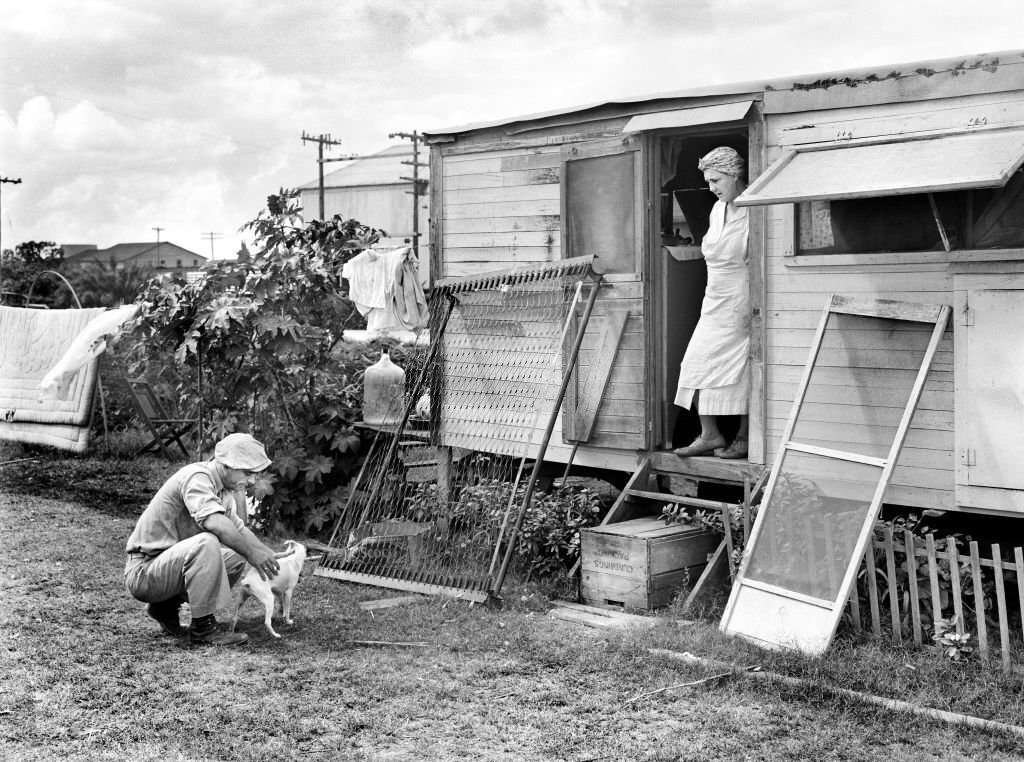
[125,462,245,555]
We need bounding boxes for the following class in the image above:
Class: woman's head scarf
[697,146,746,178]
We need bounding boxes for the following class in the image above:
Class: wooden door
[561,141,649,450]
[959,288,1024,491]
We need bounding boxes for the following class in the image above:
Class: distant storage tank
[362,351,406,425]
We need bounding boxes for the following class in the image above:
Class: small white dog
[231,540,309,638]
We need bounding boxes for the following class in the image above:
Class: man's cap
[213,433,271,471]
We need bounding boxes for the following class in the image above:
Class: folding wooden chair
[124,379,197,459]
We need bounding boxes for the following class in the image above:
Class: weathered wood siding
[761,85,1024,511]
[434,122,648,461]
[441,148,562,269]
[570,281,646,449]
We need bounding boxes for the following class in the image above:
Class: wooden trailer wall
[428,114,651,470]
[754,56,1024,515]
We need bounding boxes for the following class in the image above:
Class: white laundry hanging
[39,303,140,400]
[342,246,428,333]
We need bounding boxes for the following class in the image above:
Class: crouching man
[124,432,280,646]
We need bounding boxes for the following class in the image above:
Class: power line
[0,176,24,301]
[203,232,223,260]
[388,131,428,253]
[152,226,164,266]
[301,132,345,221]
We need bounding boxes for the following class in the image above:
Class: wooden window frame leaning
[719,294,952,656]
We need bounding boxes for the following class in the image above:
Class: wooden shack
[423,50,1024,518]
[742,50,1024,517]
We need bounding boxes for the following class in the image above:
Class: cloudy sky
[1,0,1021,260]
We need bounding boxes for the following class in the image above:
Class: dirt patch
[1,453,169,518]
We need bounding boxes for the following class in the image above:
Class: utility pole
[388,131,429,255]
[203,232,222,261]
[301,131,344,221]
[0,176,23,302]
[152,226,164,268]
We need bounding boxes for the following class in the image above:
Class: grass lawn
[2,451,1024,761]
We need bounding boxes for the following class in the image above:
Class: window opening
[796,173,1024,255]
[563,152,635,274]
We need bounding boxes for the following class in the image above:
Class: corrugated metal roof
[425,50,1024,137]
[297,144,425,190]
[66,242,206,263]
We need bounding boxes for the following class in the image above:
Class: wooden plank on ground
[552,600,679,626]
[358,595,428,611]
[549,607,632,629]
[548,601,679,629]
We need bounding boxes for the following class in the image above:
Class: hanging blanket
[0,419,92,452]
[0,305,106,451]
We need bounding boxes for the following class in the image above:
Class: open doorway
[654,129,748,451]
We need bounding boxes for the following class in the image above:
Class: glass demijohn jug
[362,350,406,425]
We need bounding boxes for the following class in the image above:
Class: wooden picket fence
[847,525,1022,672]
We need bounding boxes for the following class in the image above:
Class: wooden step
[626,489,738,512]
[649,450,764,483]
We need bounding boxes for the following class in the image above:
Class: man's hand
[200,513,280,580]
[247,544,280,581]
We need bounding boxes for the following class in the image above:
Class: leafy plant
[662,501,749,575]
[402,474,605,576]
[124,188,389,534]
[932,615,975,661]
[862,513,1002,640]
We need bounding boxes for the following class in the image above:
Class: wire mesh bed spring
[315,256,597,601]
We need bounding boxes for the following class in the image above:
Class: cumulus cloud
[52,101,132,152]
[1,0,1022,257]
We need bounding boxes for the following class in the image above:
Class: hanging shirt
[125,462,245,556]
[343,246,427,331]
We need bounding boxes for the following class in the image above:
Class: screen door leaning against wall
[721,294,951,655]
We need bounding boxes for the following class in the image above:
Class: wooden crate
[580,517,718,610]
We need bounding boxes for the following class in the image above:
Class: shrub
[403,475,604,576]
[123,189,388,535]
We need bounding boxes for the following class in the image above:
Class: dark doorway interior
[658,130,748,450]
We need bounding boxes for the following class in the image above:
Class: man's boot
[188,614,249,646]
[146,595,187,637]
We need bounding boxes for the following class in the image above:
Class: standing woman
[673,146,750,459]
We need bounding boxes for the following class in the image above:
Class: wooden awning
[622,101,754,133]
[736,129,1024,206]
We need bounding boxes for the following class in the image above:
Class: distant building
[63,242,207,278]
[298,144,429,282]
[60,244,99,258]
